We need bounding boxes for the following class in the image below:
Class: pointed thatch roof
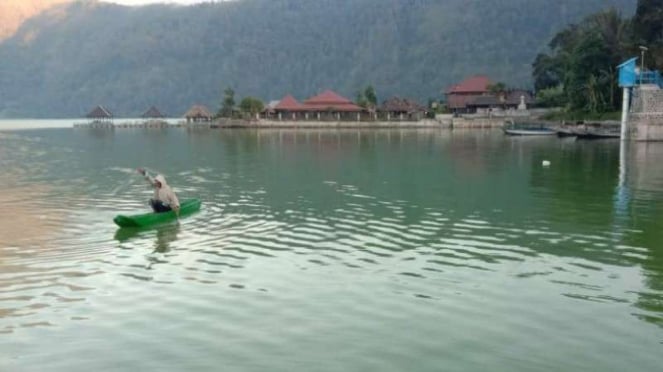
[184,105,213,119]
[142,106,165,119]
[86,105,113,119]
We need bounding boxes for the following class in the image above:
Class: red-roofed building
[270,94,305,120]
[275,95,305,111]
[302,89,363,121]
[302,90,363,112]
[445,75,492,114]
[267,90,365,121]
[263,94,302,120]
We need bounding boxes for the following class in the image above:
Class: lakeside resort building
[264,89,427,121]
[445,75,533,115]
[378,97,428,121]
[466,90,534,114]
[266,90,364,121]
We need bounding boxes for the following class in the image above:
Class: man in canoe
[137,168,180,215]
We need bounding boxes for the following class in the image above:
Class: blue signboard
[618,57,637,87]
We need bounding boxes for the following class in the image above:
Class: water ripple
[1,128,663,371]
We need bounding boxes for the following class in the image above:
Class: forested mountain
[0,0,71,41]
[0,0,636,118]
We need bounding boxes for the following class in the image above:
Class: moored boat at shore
[504,128,557,135]
[572,122,621,140]
[554,124,577,137]
[503,120,556,136]
[575,129,620,139]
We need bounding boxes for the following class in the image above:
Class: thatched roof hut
[86,105,113,121]
[379,97,426,114]
[184,105,213,122]
[142,106,165,119]
[379,97,427,120]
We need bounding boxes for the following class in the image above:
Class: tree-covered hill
[531,0,663,117]
[0,0,636,118]
[0,0,72,41]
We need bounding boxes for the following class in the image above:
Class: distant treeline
[0,0,635,118]
[533,0,661,115]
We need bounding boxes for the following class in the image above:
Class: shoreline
[2,117,624,131]
[72,117,510,130]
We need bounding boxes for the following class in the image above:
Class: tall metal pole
[640,47,645,85]
[639,45,648,84]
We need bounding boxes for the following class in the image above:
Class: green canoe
[113,199,201,228]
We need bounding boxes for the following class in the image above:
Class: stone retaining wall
[450,118,505,128]
[629,113,663,141]
[72,118,509,130]
[216,118,506,129]
[629,86,663,141]
[217,119,449,128]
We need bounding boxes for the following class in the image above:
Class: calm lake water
[1,126,662,371]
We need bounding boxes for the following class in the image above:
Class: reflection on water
[114,223,181,254]
[0,185,62,248]
[0,128,662,371]
[623,142,663,330]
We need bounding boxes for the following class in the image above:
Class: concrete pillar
[278,112,282,121]
[620,87,631,141]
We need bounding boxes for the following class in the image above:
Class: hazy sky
[107,0,211,5]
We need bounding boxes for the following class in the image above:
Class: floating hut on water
[143,106,165,119]
[74,105,114,128]
[141,106,169,128]
[184,105,213,123]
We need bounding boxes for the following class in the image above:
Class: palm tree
[589,8,629,59]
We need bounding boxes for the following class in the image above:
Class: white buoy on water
[542,160,551,167]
